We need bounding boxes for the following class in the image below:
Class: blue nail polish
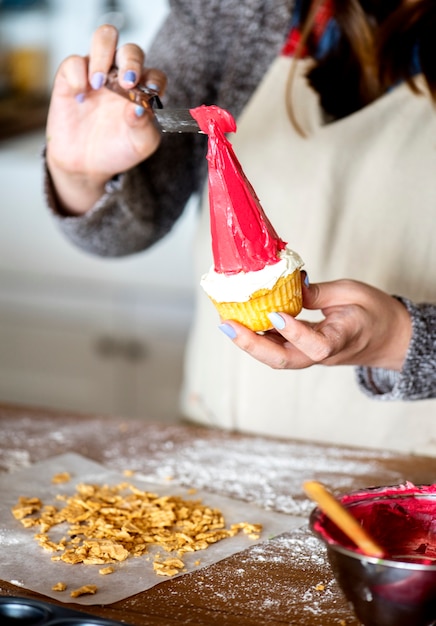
[146,82,160,92]
[75,93,85,103]
[135,105,145,117]
[267,312,286,330]
[123,70,136,84]
[219,323,237,340]
[91,71,105,90]
[304,272,310,287]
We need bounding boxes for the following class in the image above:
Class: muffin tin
[0,596,125,625]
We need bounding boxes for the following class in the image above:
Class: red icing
[190,105,287,275]
[314,483,436,563]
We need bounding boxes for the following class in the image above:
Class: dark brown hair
[289,0,436,124]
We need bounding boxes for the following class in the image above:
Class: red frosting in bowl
[313,482,436,563]
[190,105,287,275]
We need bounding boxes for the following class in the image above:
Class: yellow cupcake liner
[210,269,302,332]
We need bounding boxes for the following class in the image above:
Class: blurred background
[0,0,197,422]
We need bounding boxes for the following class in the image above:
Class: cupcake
[190,105,304,332]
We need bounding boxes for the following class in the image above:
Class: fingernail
[75,93,85,103]
[267,312,286,330]
[146,82,160,92]
[90,71,105,90]
[219,323,237,340]
[123,70,137,84]
[135,105,145,117]
[303,272,310,287]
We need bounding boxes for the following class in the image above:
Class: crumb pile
[12,480,262,581]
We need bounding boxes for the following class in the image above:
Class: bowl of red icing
[310,482,436,626]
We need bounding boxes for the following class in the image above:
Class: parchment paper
[0,453,301,605]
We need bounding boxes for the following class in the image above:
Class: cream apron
[181,55,436,456]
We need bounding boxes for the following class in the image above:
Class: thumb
[302,278,355,311]
[303,278,373,312]
[301,278,328,311]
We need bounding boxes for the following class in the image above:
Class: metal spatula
[105,67,202,133]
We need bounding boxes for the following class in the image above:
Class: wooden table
[1,403,436,625]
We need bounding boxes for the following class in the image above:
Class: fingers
[142,67,167,95]
[90,25,158,92]
[218,321,315,370]
[89,25,119,88]
[54,55,89,98]
[268,314,336,362]
[303,278,372,312]
[55,25,167,105]
[115,43,145,88]
[53,25,119,96]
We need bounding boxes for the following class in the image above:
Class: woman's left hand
[219,276,412,371]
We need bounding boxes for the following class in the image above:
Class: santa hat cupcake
[191,105,303,332]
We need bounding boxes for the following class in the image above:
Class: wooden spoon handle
[303,480,385,558]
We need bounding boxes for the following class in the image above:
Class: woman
[45,0,436,453]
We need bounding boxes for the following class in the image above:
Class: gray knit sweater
[45,0,436,402]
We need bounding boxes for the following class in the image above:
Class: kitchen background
[0,0,198,422]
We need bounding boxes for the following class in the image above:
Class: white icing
[200,247,304,303]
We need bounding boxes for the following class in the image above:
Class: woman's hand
[219,276,412,371]
[46,25,167,215]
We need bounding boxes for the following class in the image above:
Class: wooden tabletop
[1,402,436,626]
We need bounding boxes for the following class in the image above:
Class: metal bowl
[309,483,436,626]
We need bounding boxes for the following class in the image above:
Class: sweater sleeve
[356,297,436,401]
[44,134,206,258]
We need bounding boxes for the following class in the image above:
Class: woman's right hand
[46,24,167,215]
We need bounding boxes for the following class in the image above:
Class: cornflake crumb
[11,497,42,520]
[315,583,325,591]
[52,582,67,592]
[70,584,98,598]
[123,469,134,477]
[51,472,71,484]
[153,557,185,577]
[99,566,114,575]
